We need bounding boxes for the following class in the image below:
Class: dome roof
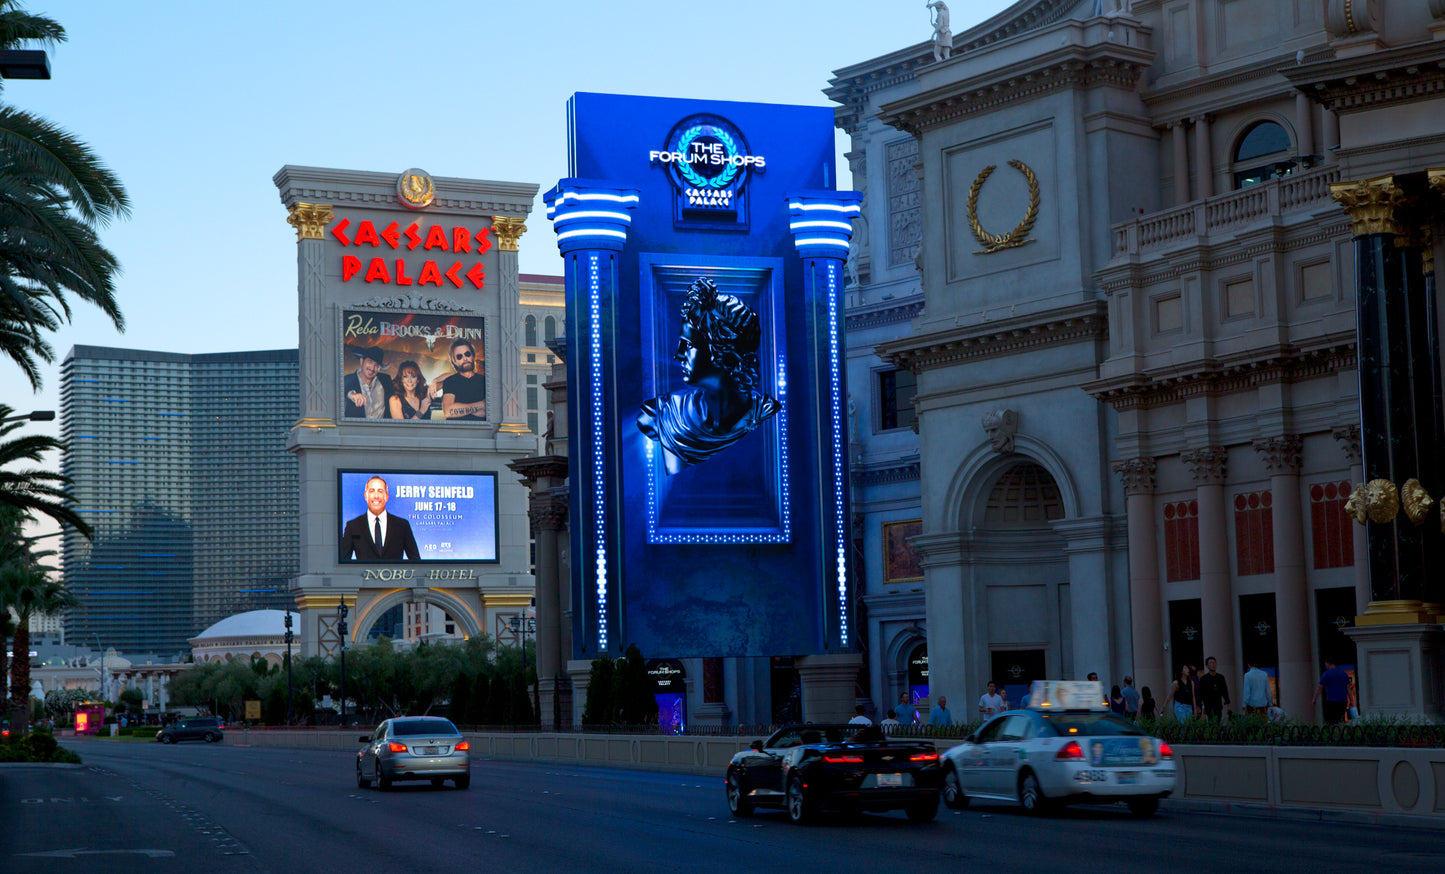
[193,609,299,641]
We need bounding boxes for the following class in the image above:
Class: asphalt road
[1,737,1440,874]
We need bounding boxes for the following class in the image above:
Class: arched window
[524,315,538,347]
[1232,121,1295,189]
[983,461,1065,526]
[544,315,557,342]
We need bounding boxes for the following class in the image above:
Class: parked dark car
[725,723,942,824]
[156,717,224,744]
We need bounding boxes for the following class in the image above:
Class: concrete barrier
[236,729,1445,821]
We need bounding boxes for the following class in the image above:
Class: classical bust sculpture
[982,408,1019,454]
[637,277,782,475]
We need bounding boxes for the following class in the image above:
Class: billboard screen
[337,470,498,563]
[341,310,486,422]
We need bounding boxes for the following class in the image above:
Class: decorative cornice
[507,455,569,487]
[1143,50,1334,120]
[1282,43,1445,115]
[281,187,531,214]
[1330,175,1406,236]
[1113,457,1157,496]
[1182,446,1228,485]
[286,202,333,241]
[845,295,924,331]
[492,216,527,252]
[1332,424,1362,466]
[877,301,1106,374]
[1253,435,1303,475]
[1085,338,1356,410]
[852,459,921,488]
[355,294,472,312]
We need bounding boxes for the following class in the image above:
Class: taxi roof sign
[1028,680,1109,712]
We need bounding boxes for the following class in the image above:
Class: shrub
[0,727,82,763]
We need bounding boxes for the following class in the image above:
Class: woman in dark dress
[1139,687,1157,720]
[388,360,432,420]
[1110,685,1127,715]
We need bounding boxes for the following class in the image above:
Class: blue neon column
[544,179,639,657]
[788,189,862,650]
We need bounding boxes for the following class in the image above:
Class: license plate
[876,773,903,788]
[419,746,439,755]
[1116,771,1139,785]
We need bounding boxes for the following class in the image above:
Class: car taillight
[455,741,470,751]
[910,752,939,762]
[1056,740,1085,760]
[823,755,864,763]
[387,742,408,753]
[1158,741,1172,760]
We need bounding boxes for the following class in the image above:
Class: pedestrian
[1162,665,1197,722]
[1109,685,1127,715]
[929,696,953,727]
[894,691,918,726]
[1241,659,1271,717]
[848,704,872,726]
[880,709,901,734]
[978,681,1005,720]
[1139,686,1157,720]
[1120,676,1141,718]
[1311,658,1351,724]
[1197,656,1230,721]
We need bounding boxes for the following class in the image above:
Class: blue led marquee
[550,94,859,660]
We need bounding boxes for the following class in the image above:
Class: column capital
[1332,424,1362,466]
[286,202,333,241]
[1253,435,1302,475]
[787,189,863,260]
[528,489,569,532]
[1329,175,1406,236]
[544,178,640,254]
[1112,457,1157,495]
[508,454,570,488]
[1182,446,1227,485]
[491,216,527,252]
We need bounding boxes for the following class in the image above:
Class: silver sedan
[356,717,471,790]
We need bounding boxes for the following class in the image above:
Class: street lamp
[2,410,54,424]
[337,603,348,727]
[91,635,106,702]
[507,599,538,724]
[0,50,50,80]
[283,611,294,726]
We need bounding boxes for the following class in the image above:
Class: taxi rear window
[1039,713,1144,737]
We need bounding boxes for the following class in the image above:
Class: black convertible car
[725,723,942,824]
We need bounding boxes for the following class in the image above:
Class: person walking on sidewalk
[1312,659,1351,724]
[1241,660,1271,717]
[1198,656,1230,721]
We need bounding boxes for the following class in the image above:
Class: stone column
[1321,107,1340,161]
[1183,446,1236,684]
[493,216,531,435]
[1295,93,1315,161]
[1332,425,1369,615]
[1192,116,1213,201]
[795,653,865,723]
[1172,122,1189,205]
[286,202,335,426]
[508,455,569,729]
[1254,435,1312,718]
[1054,516,1116,682]
[1115,457,1164,697]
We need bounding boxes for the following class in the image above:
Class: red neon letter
[404,223,422,250]
[381,222,401,249]
[452,227,472,253]
[341,255,362,281]
[417,260,443,286]
[474,227,492,254]
[424,224,450,251]
[444,262,463,288]
[363,257,391,283]
[395,260,414,286]
[353,220,381,247]
[466,263,486,289]
[331,218,351,246]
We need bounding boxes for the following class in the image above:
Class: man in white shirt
[848,704,872,726]
[880,710,901,734]
[1241,659,1272,717]
[978,681,1005,719]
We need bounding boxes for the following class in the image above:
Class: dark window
[878,369,917,431]
[524,315,538,346]
[1232,121,1295,189]
[544,316,557,342]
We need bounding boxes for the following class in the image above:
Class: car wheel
[356,764,370,789]
[786,775,815,825]
[454,774,470,790]
[725,771,754,817]
[1019,771,1050,815]
[378,771,392,791]
[160,734,175,744]
[942,765,969,810]
[905,795,939,823]
[203,732,218,743]
[1128,797,1159,817]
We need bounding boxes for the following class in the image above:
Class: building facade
[61,346,299,656]
[831,0,1445,720]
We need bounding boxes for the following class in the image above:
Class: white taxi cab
[939,680,1176,816]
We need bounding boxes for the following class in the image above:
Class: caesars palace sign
[330,217,491,289]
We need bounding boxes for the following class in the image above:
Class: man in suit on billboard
[340,475,421,561]
[344,346,393,418]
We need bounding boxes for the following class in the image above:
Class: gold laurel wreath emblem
[398,171,435,208]
[966,159,1040,254]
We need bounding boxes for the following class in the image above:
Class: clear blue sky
[4,0,1013,436]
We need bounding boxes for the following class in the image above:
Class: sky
[2,0,1015,447]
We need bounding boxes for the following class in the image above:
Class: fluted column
[286,202,335,426]
[508,455,569,728]
[1333,425,1369,613]
[1115,457,1164,696]
[1254,436,1311,718]
[1184,446,1235,684]
[1192,115,1213,201]
[493,216,530,434]
[1171,122,1190,205]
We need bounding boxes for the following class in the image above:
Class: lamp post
[283,611,294,726]
[337,603,348,726]
[91,635,106,703]
[507,599,538,723]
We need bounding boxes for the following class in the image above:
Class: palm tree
[0,406,89,536]
[2,552,73,733]
[0,3,129,389]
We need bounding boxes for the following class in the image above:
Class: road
[0,737,1440,873]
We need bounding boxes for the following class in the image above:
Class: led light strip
[788,201,862,214]
[553,210,633,224]
[827,261,848,648]
[794,237,850,250]
[557,228,629,243]
[788,220,854,233]
[589,253,608,651]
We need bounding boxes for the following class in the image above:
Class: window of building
[525,315,538,346]
[1232,121,1295,189]
[1164,500,1200,582]
[544,316,557,342]
[1310,481,1355,569]
[877,368,917,431]
[1233,491,1274,576]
